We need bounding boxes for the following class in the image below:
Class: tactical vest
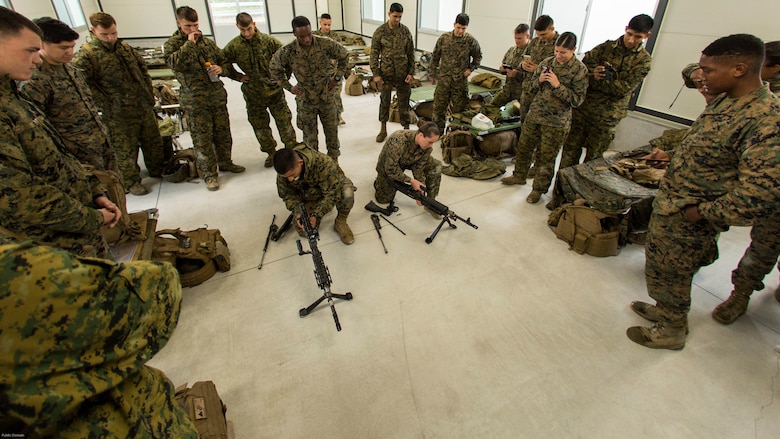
[548,203,621,257]
[152,228,230,287]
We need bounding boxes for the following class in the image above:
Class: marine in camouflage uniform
[559,29,653,169]
[628,36,780,349]
[73,31,166,194]
[270,19,348,160]
[0,237,198,438]
[483,25,530,122]
[313,25,346,121]
[370,5,416,141]
[517,30,558,120]
[374,125,442,204]
[714,66,780,323]
[274,144,355,244]
[430,15,482,134]
[23,54,117,172]
[0,78,112,259]
[504,50,588,202]
[224,16,297,167]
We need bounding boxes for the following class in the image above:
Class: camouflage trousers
[559,108,619,169]
[295,176,355,231]
[513,122,569,193]
[645,211,719,322]
[432,76,469,134]
[187,103,234,179]
[0,240,197,437]
[373,158,442,204]
[731,212,780,294]
[295,94,340,159]
[244,90,297,154]
[104,108,167,188]
[333,79,344,114]
[378,79,412,126]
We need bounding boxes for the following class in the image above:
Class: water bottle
[204,62,220,82]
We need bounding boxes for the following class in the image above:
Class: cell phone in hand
[542,65,550,74]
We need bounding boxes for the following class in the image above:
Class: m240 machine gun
[389,179,478,244]
[295,204,353,331]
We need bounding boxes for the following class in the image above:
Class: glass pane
[209,1,267,32]
[420,0,462,32]
[361,0,384,22]
[581,0,656,53]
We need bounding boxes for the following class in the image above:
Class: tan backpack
[548,203,621,257]
[175,381,228,439]
[440,127,474,164]
[344,72,365,96]
[389,96,417,124]
[470,72,503,89]
[152,228,230,287]
[88,167,146,245]
[163,148,199,183]
[476,130,517,159]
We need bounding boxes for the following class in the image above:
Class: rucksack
[413,101,434,120]
[440,127,473,164]
[442,155,507,180]
[175,381,228,439]
[163,148,199,183]
[548,202,621,257]
[476,130,517,159]
[87,167,146,245]
[152,228,230,287]
[344,72,365,96]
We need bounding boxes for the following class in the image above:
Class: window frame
[50,0,87,30]
[361,0,385,24]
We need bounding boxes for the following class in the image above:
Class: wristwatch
[333,75,342,81]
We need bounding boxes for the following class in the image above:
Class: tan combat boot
[205,176,219,191]
[264,151,275,168]
[626,321,686,350]
[630,301,689,334]
[526,190,542,204]
[712,289,751,324]
[334,210,354,245]
[501,174,526,185]
[375,122,387,143]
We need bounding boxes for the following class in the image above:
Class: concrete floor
[129,80,780,439]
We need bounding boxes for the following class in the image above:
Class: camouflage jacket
[72,38,156,116]
[276,145,349,219]
[769,77,780,95]
[0,238,198,437]
[501,44,528,94]
[578,36,652,120]
[22,59,110,162]
[269,36,348,103]
[0,78,104,250]
[370,22,415,81]
[376,130,432,182]
[431,32,482,79]
[525,55,589,127]
[223,29,285,98]
[313,29,344,43]
[654,85,780,226]
[164,29,229,108]
[520,33,558,88]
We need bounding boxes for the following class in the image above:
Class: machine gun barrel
[271,213,294,241]
[258,214,277,269]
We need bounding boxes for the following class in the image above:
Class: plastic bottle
[204,62,220,82]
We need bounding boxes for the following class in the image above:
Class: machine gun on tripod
[389,179,478,244]
[295,204,353,331]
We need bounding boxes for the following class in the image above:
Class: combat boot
[712,289,751,324]
[501,174,526,185]
[339,113,346,125]
[631,301,688,334]
[264,152,275,168]
[219,162,246,173]
[376,122,387,143]
[128,182,149,196]
[205,176,219,191]
[626,321,686,350]
[526,190,542,204]
[334,210,354,245]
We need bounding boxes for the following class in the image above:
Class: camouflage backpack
[152,228,230,287]
[440,127,474,164]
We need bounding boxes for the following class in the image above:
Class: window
[51,0,86,28]
[1,0,11,9]
[362,0,384,22]
[209,0,268,33]
[538,0,657,55]
[419,0,462,33]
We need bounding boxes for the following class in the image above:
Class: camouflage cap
[681,63,701,88]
